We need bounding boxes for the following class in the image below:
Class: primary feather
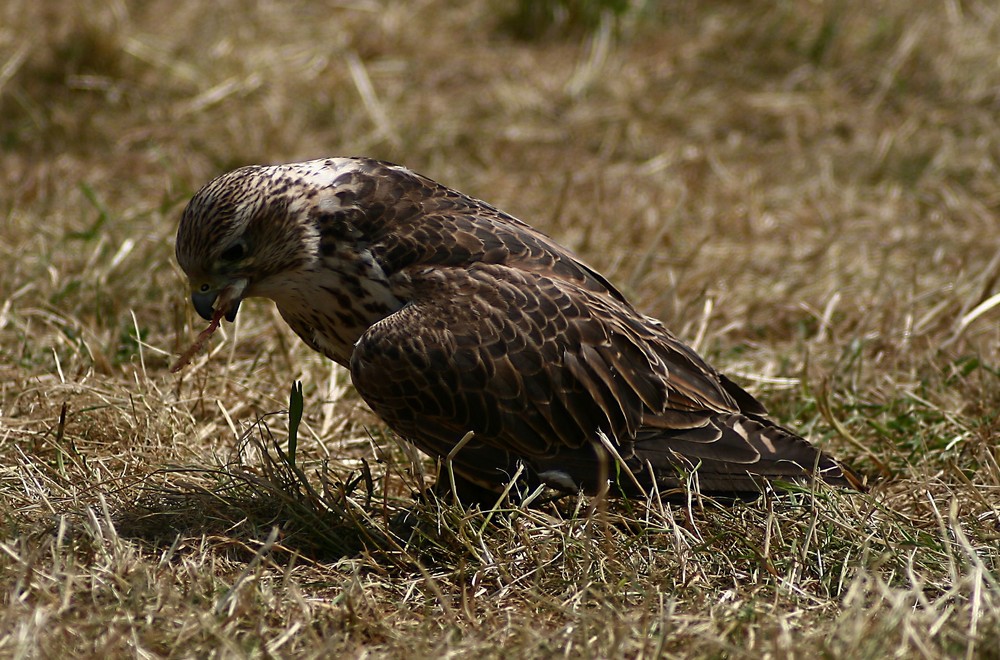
[176,157,865,498]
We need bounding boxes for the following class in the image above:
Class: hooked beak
[191,280,247,322]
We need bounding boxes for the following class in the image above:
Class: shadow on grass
[113,422,405,563]
[111,419,551,570]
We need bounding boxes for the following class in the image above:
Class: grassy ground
[2,0,999,657]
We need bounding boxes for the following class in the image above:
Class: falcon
[175,157,864,501]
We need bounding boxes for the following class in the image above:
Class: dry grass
[2,0,999,657]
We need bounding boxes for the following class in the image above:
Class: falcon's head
[175,158,412,364]
[175,159,358,324]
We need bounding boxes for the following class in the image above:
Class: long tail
[626,412,866,495]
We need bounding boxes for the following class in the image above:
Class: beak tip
[192,289,242,323]
[192,291,217,321]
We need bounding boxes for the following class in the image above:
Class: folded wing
[350,262,862,496]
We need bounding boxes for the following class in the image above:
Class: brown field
[2,1,999,657]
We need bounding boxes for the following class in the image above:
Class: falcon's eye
[199,283,211,293]
[219,241,246,262]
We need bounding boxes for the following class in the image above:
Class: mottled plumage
[176,157,864,498]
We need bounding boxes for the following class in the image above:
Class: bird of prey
[175,157,864,501]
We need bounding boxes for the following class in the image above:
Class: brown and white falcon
[175,157,864,500]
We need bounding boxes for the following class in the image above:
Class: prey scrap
[170,309,221,372]
[171,285,243,372]
[174,157,866,501]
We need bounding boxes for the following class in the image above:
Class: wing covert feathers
[352,262,864,497]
